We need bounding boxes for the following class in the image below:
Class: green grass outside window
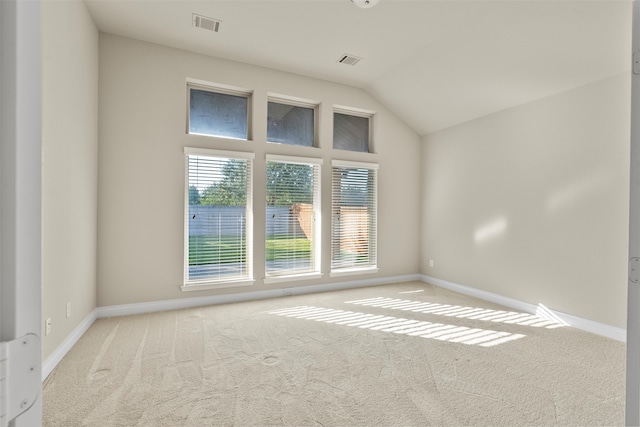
[189,235,310,265]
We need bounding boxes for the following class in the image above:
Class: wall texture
[42,0,98,362]
[422,73,631,329]
[97,34,422,307]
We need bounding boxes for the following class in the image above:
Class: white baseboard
[42,308,98,381]
[96,274,422,318]
[43,274,418,381]
[420,274,626,342]
[44,273,623,383]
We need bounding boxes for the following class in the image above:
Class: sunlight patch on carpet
[345,297,566,329]
[266,306,525,347]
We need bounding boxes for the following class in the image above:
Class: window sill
[187,132,252,143]
[329,267,379,278]
[181,279,255,292]
[263,272,323,285]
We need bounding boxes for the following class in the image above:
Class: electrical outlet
[45,318,51,336]
[429,259,434,267]
[283,288,293,296]
[66,302,71,318]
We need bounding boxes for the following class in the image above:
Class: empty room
[1,0,637,425]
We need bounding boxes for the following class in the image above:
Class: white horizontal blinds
[331,161,378,271]
[186,151,253,283]
[266,156,321,277]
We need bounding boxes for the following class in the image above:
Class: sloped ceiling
[84,0,632,136]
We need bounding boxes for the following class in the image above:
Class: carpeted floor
[43,281,625,426]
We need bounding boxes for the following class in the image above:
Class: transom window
[267,98,317,147]
[333,109,372,153]
[188,84,251,140]
[184,148,254,288]
[265,155,322,281]
[331,160,378,274]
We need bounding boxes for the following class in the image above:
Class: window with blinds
[266,155,322,278]
[184,148,254,286]
[331,160,378,272]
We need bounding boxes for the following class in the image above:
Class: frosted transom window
[267,101,315,147]
[189,88,249,140]
[333,112,370,152]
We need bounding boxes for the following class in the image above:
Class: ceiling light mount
[350,0,380,9]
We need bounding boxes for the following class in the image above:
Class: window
[331,160,378,274]
[265,155,322,281]
[267,99,316,147]
[188,84,251,140]
[333,110,371,152]
[184,148,254,288]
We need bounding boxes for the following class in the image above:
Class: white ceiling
[84,0,632,136]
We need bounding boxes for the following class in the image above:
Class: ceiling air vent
[193,14,221,32]
[337,54,362,66]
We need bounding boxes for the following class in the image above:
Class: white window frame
[186,79,253,141]
[182,147,255,291]
[267,93,319,147]
[330,159,379,277]
[264,154,323,284]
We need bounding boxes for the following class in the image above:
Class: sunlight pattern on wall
[474,217,507,243]
[266,306,525,347]
[345,297,566,329]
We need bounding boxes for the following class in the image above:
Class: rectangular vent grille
[193,14,221,32]
[337,54,362,66]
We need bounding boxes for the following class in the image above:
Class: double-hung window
[265,155,322,282]
[184,148,254,289]
[331,160,378,275]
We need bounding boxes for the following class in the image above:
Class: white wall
[97,34,421,307]
[422,73,631,329]
[42,0,98,362]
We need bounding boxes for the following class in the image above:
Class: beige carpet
[43,281,625,426]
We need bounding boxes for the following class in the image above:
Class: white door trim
[628,1,640,425]
[0,0,43,425]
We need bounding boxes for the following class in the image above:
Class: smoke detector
[351,0,380,8]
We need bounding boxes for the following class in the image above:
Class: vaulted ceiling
[84,0,632,136]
